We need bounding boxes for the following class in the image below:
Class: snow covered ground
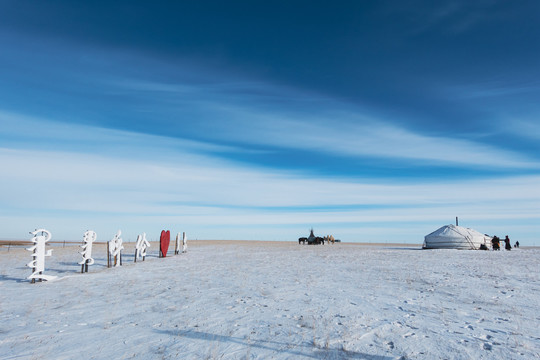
[1,241,539,359]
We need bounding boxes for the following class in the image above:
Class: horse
[298,237,307,245]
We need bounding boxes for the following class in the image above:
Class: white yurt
[423,224,490,250]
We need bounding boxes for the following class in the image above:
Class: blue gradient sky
[1,1,539,243]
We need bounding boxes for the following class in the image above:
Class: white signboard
[182,232,187,253]
[26,229,57,282]
[108,230,124,267]
[79,230,97,272]
[135,232,150,261]
[175,232,181,255]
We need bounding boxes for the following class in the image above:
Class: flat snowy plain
[1,240,539,359]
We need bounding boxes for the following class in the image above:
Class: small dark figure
[504,235,512,251]
[515,240,520,248]
[491,236,500,250]
[479,244,488,250]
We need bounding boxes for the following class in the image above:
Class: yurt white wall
[423,224,489,250]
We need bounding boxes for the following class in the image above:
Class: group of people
[491,235,519,250]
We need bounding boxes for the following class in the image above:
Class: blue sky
[1,1,539,244]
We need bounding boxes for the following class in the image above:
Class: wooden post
[30,245,37,283]
[81,260,89,273]
[456,217,459,226]
[81,238,85,273]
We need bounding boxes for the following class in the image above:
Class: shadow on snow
[154,328,393,360]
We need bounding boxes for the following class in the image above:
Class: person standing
[492,236,500,250]
[504,236,512,250]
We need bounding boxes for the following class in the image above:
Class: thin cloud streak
[1,116,539,243]
[106,75,540,170]
[498,118,540,141]
[202,108,539,169]
[447,81,540,100]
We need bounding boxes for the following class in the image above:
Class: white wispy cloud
[105,76,540,170]
[197,107,539,169]
[498,118,540,141]
[3,33,535,171]
[1,111,539,243]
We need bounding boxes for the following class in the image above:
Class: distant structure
[298,228,324,245]
[423,224,491,250]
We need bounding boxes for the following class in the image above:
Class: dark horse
[315,236,325,245]
[298,237,307,244]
